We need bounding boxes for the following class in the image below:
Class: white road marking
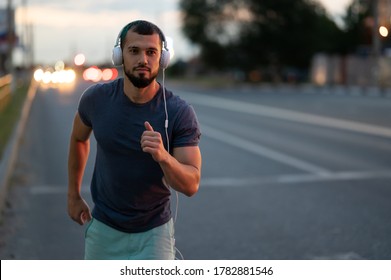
[200,169,391,188]
[181,91,391,138]
[310,252,362,260]
[29,169,391,194]
[30,185,90,195]
[201,123,331,175]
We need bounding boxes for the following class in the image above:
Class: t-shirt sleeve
[77,85,96,127]
[172,104,201,147]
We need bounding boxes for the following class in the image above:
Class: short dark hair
[120,20,165,50]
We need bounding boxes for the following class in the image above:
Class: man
[67,20,201,260]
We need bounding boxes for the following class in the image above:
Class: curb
[0,80,38,216]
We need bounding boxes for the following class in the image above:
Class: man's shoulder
[165,90,199,126]
[166,89,189,109]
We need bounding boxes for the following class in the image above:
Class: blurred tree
[180,0,344,78]
[340,0,372,55]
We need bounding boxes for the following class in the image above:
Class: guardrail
[0,74,12,111]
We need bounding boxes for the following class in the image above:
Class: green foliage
[180,0,346,75]
[340,0,372,54]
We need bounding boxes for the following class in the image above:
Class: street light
[379,25,389,37]
[74,53,86,66]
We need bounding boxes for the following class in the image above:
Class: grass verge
[0,81,29,160]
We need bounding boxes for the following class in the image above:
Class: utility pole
[6,0,14,76]
[372,0,380,87]
[22,0,27,68]
[21,0,33,69]
[28,22,34,68]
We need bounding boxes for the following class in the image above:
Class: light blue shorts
[84,218,175,260]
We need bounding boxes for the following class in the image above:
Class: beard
[125,66,158,88]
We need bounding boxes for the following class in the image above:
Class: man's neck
[123,79,159,104]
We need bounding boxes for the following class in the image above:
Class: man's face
[122,31,161,88]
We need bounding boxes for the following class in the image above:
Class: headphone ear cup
[112,46,123,66]
[160,49,170,69]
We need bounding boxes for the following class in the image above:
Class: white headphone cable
[162,68,184,260]
[162,68,180,224]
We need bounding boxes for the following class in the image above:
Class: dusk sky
[7,0,352,66]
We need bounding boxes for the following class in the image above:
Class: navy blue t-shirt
[78,78,201,233]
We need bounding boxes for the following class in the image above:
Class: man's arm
[162,146,201,196]
[67,112,93,225]
[141,121,201,197]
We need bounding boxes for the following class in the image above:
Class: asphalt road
[1,79,391,260]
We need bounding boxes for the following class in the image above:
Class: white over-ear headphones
[111,21,170,69]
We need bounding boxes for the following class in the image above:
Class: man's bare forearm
[68,137,90,198]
